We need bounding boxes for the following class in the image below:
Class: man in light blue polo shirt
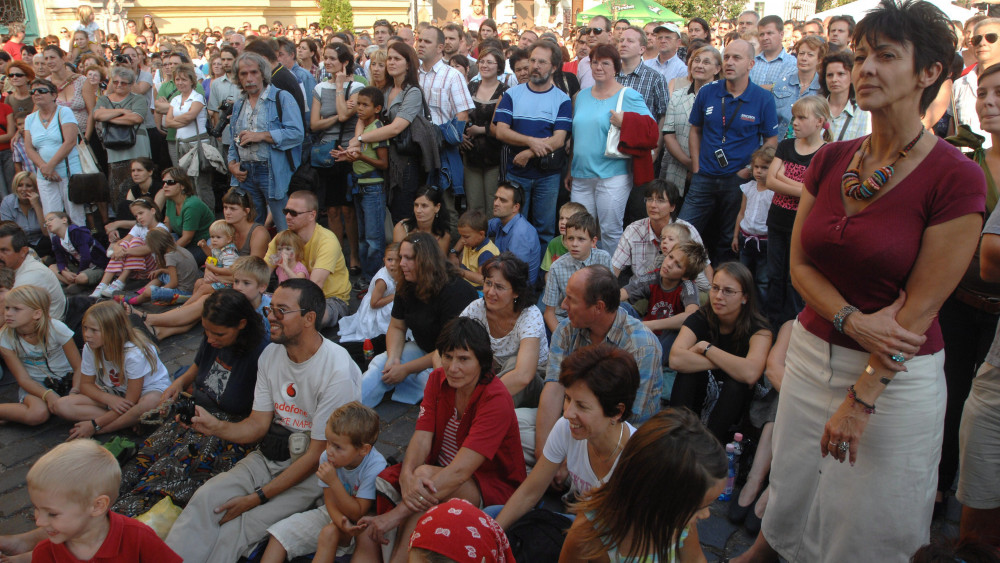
[487,182,542,284]
[680,39,778,263]
[494,41,572,245]
[749,15,797,90]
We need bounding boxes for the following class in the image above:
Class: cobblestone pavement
[0,302,959,561]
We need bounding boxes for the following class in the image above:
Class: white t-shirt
[14,256,66,321]
[317,447,387,500]
[542,417,636,499]
[0,320,74,385]
[127,222,168,240]
[460,299,548,370]
[169,91,208,139]
[252,340,361,440]
[81,341,170,395]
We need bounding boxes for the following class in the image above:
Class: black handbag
[56,111,109,204]
[99,97,139,150]
[389,86,436,157]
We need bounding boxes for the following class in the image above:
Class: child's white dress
[338,267,396,342]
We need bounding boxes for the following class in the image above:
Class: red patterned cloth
[408,499,514,563]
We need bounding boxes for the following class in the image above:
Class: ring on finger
[417,495,424,502]
[891,352,905,363]
[838,442,849,453]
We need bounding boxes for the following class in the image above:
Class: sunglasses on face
[261,305,306,320]
[30,88,52,95]
[975,33,1000,46]
[283,207,312,217]
[137,41,147,45]
[163,179,179,185]
[7,73,25,78]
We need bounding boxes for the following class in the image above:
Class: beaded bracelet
[833,305,859,334]
[848,385,876,414]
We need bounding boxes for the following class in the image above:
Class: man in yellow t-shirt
[264,191,351,328]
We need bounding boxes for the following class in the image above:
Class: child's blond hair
[327,401,380,449]
[559,201,587,218]
[209,219,236,241]
[273,230,306,263]
[27,439,120,507]
[662,222,693,244]
[232,255,270,287]
[0,285,52,353]
[82,301,158,380]
[792,95,833,142]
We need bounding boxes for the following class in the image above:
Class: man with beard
[493,41,572,245]
[165,278,361,562]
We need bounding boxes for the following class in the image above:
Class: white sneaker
[90,283,108,298]
[102,280,125,298]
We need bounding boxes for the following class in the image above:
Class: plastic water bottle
[363,339,375,361]
[732,432,744,482]
[720,443,736,501]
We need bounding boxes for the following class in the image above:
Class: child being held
[53,301,171,440]
[451,210,498,289]
[127,228,199,306]
[731,146,775,301]
[542,211,611,332]
[541,201,587,279]
[621,241,708,361]
[0,286,81,426]
[261,402,387,563]
[196,219,239,292]
[269,229,310,282]
[45,211,109,294]
[27,440,181,562]
[11,114,35,174]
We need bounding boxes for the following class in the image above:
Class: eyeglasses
[111,80,132,86]
[974,33,999,46]
[29,88,52,95]
[136,41,147,45]
[261,305,307,320]
[163,179,179,185]
[709,284,742,297]
[282,207,313,217]
[590,27,605,35]
[7,73,25,78]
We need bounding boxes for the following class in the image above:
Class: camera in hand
[43,373,74,397]
[114,54,130,64]
[209,99,234,138]
[139,392,197,426]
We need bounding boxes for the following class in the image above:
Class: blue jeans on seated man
[239,160,288,231]
[361,341,433,407]
[678,172,744,263]
[354,177,387,280]
[506,170,561,246]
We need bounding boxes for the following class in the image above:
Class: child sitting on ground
[46,211,108,294]
[541,201,587,281]
[11,115,35,174]
[91,197,168,299]
[127,229,199,306]
[621,241,708,361]
[53,301,171,440]
[339,244,401,369]
[731,146,775,301]
[261,402,387,563]
[269,229,310,282]
[543,211,611,332]
[0,286,81,426]
[451,210,498,289]
[195,219,239,292]
[27,440,181,562]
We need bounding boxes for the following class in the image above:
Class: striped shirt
[749,49,798,89]
[493,83,573,179]
[617,61,669,121]
[437,409,461,466]
[419,58,475,125]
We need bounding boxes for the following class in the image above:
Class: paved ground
[0,299,961,561]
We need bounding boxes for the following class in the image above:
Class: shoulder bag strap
[55,108,70,178]
[336,82,354,147]
[273,89,295,169]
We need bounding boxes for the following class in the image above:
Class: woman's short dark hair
[329,42,356,76]
[436,317,494,382]
[30,78,57,94]
[404,185,450,240]
[478,47,506,75]
[642,179,681,209]
[42,44,65,59]
[201,289,264,356]
[480,252,534,313]
[162,166,195,196]
[507,47,528,70]
[558,343,639,421]
[818,50,856,100]
[387,41,420,89]
[221,187,256,221]
[590,43,621,74]
[852,0,955,113]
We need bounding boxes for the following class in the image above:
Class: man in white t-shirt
[0,222,65,320]
[166,278,361,562]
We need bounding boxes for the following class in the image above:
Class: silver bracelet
[833,305,859,334]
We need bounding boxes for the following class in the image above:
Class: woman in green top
[94,66,150,217]
[161,166,213,264]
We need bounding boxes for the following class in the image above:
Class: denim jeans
[738,232,769,303]
[354,181,387,279]
[239,161,288,231]
[678,172,744,263]
[361,342,434,407]
[507,170,561,246]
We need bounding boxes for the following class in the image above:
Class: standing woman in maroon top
[734,1,986,562]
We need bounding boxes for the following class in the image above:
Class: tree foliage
[319,0,353,31]
[658,0,747,21]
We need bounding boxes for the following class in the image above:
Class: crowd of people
[1,0,1000,561]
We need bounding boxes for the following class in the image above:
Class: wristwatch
[91,419,101,433]
[254,486,269,504]
[449,248,459,255]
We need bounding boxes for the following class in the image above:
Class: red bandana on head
[408,499,514,563]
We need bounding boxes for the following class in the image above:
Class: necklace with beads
[841,128,925,200]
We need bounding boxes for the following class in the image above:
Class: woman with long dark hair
[669,262,772,442]
[360,231,477,408]
[818,50,871,142]
[392,185,451,255]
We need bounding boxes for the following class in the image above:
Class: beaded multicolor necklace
[841,128,925,200]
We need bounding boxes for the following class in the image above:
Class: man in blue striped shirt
[749,15,797,91]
